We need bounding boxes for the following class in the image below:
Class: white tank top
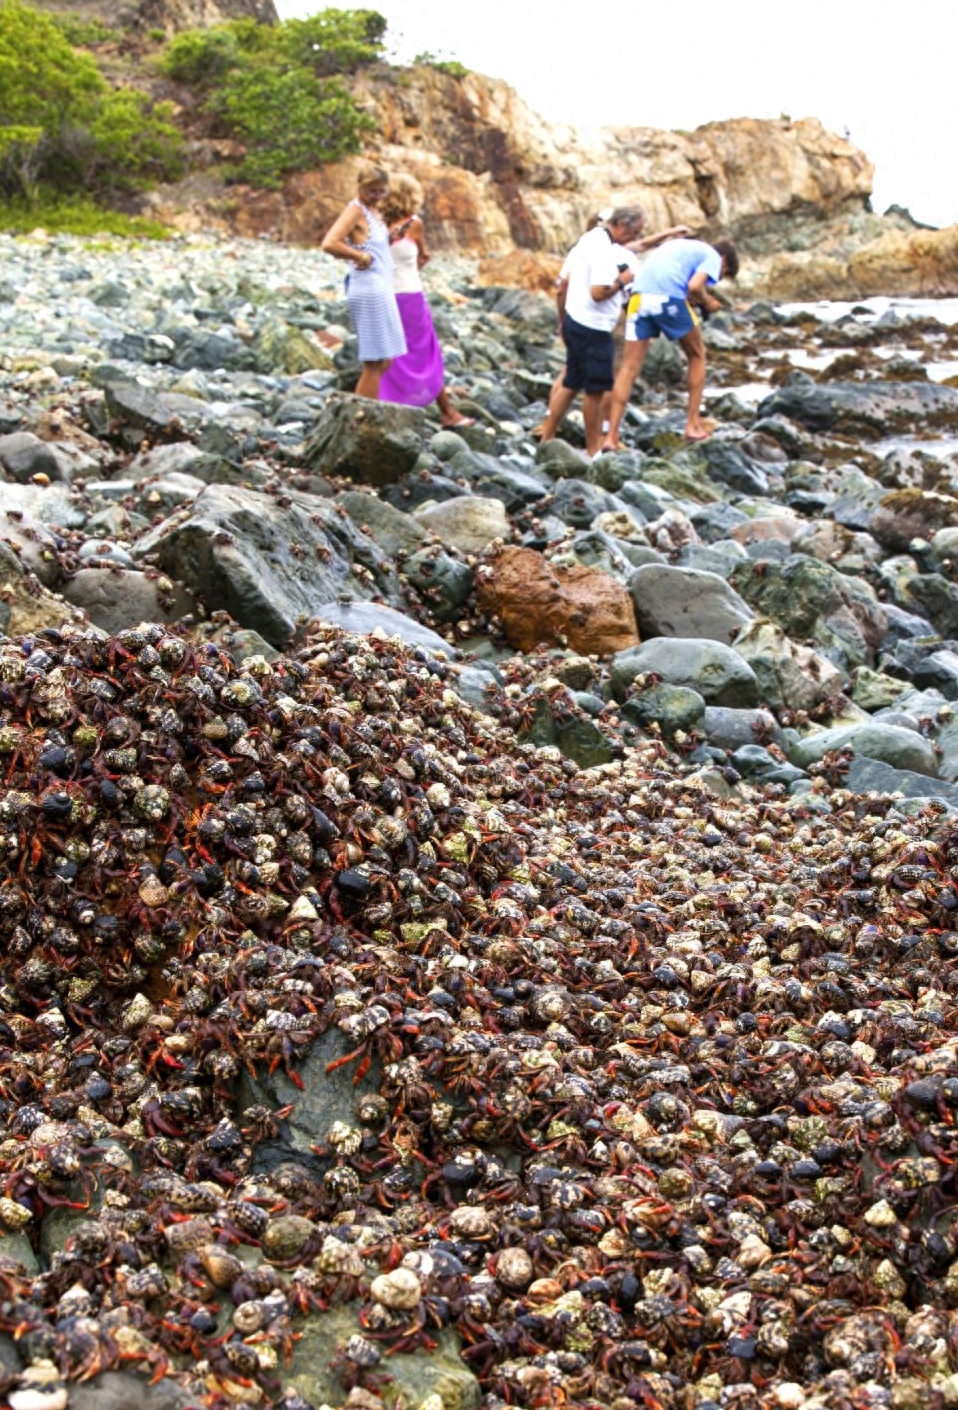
[390,236,422,294]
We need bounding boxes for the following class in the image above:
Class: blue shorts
[625,292,699,342]
[561,314,615,393]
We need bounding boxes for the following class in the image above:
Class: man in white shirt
[537,206,646,457]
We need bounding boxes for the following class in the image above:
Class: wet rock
[103,381,204,442]
[476,545,639,655]
[404,546,474,620]
[0,431,87,485]
[302,394,425,485]
[535,438,592,478]
[413,495,509,554]
[851,666,909,711]
[731,555,887,669]
[337,489,428,558]
[870,490,958,553]
[620,683,706,735]
[312,600,455,654]
[688,502,750,544]
[731,620,847,713]
[912,650,958,700]
[611,637,759,707]
[789,721,939,776]
[134,483,404,647]
[702,706,786,751]
[759,374,958,436]
[629,563,754,644]
[843,755,958,807]
[447,447,549,510]
[63,568,196,634]
[830,467,887,531]
[697,438,770,496]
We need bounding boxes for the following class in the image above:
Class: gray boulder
[0,505,62,585]
[830,467,887,531]
[611,638,759,707]
[620,684,706,735]
[629,563,754,643]
[311,600,454,655]
[758,372,958,436]
[63,568,196,634]
[703,706,786,752]
[126,441,207,483]
[731,620,847,713]
[689,501,750,543]
[446,447,548,511]
[843,755,958,807]
[337,489,428,558]
[303,394,425,485]
[535,438,592,478]
[405,546,474,620]
[414,495,509,555]
[133,483,405,648]
[104,381,208,440]
[789,722,938,777]
[675,540,748,576]
[731,554,887,670]
[0,431,94,485]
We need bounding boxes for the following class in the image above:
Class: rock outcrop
[32,0,278,32]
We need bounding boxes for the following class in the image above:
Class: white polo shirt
[563,227,637,333]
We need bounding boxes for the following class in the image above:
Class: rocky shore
[3,231,958,1409]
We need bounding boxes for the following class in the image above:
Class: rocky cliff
[32,0,278,33]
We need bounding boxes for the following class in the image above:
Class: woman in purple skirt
[378,174,474,428]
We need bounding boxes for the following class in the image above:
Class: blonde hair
[356,161,389,193]
[381,173,424,224]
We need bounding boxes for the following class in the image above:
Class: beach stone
[476,545,638,656]
[450,663,502,714]
[759,374,958,436]
[641,457,722,504]
[312,601,454,654]
[789,722,938,777]
[134,483,404,648]
[535,438,592,477]
[702,706,786,751]
[0,507,61,585]
[851,667,909,711]
[303,394,425,485]
[880,602,938,648]
[897,572,958,639]
[611,638,759,708]
[0,431,96,485]
[689,501,751,543]
[135,472,207,518]
[70,1372,195,1410]
[731,620,847,713]
[870,490,958,552]
[731,744,806,785]
[731,555,887,669]
[414,495,509,554]
[675,540,748,576]
[791,519,882,568]
[404,546,474,620]
[382,466,465,509]
[254,317,334,375]
[593,508,649,541]
[843,755,958,807]
[830,467,887,531]
[629,563,754,644]
[620,684,706,735]
[559,529,641,583]
[63,568,196,634]
[289,1306,480,1410]
[103,381,202,440]
[929,525,958,574]
[337,489,428,557]
[125,441,208,484]
[757,372,836,430]
[912,650,958,700]
[697,439,769,496]
[550,478,621,529]
[448,448,549,511]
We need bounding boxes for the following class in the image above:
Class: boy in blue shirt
[600,237,738,448]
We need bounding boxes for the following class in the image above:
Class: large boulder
[310,600,454,655]
[758,373,958,438]
[413,495,509,555]
[336,489,428,558]
[789,721,939,777]
[731,620,848,713]
[730,555,887,669]
[629,563,754,643]
[63,568,196,634]
[302,394,426,485]
[133,483,404,647]
[869,490,958,553]
[476,545,639,656]
[611,638,759,708]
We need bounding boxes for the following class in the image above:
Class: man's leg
[582,392,605,456]
[538,383,577,443]
[679,326,710,440]
[600,340,649,451]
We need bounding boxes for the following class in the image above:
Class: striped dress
[345,199,407,362]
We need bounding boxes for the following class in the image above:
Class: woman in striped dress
[322,163,407,399]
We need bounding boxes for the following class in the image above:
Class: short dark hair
[713,238,739,279]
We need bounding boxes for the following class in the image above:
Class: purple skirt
[379,292,444,407]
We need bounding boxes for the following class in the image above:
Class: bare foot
[441,414,476,429]
[599,440,621,454]
[684,426,712,442]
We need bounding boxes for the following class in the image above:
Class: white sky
[275,0,958,229]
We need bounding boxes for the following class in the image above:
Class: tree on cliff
[0,0,183,206]
[160,9,385,187]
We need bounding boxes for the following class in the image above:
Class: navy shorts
[562,315,614,393]
[625,292,699,342]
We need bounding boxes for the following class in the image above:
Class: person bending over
[601,237,738,448]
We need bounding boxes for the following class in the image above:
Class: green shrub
[0,191,168,238]
[50,16,121,47]
[413,52,469,79]
[160,9,384,188]
[0,0,184,204]
[209,69,372,187]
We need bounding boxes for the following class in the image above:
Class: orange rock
[477,546,639,656]
[478,251,563,293]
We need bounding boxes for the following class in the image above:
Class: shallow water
[778,295,958,325]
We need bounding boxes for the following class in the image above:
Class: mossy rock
[289,1305,481,1409]
[641,458,721,504]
